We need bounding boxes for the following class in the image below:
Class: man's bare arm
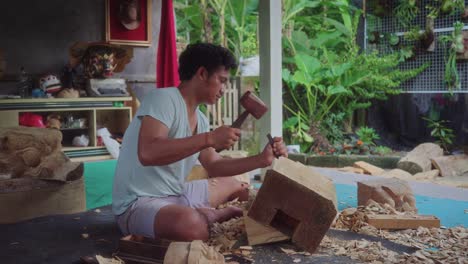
[198,137,288,177]
[138,116,240,166]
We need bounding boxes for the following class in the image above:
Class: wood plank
[353,161,385,175]
[116,235,170,264]
[244,211,289,246]
[366,214,440,230]
[70,155,113,163]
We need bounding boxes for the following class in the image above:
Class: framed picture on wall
[105,0,152,47]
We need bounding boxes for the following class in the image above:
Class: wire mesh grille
[365,0,468,93]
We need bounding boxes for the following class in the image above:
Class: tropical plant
[356,126,380,145]
[439,21,465,93]
[422,117,455,152]
[439,0,465,15]
[374,146,393,156]
[281,1,429,153]
[174,0,259,66]
[394,0,419,28]
[388,33,400,46]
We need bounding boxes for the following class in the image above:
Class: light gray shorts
[116,179,210,239]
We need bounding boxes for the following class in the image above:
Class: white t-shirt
[112,88,210,215]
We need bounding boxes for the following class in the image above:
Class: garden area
[169,0,468,263]
[174,0,467,184]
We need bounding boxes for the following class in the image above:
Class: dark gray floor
[0,206,416,264]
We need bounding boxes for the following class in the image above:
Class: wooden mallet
[218,91,277,156]
[231,91,268,129]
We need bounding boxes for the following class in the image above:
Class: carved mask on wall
[82,45,117,78]
[69,42,133,79]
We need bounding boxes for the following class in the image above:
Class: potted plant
[394,0,419,28]
[368,31,382,44]
[440,0,464,15]
[387,33,400,47]
[439,21,465,93]
[421,16,436,52]
[462,7,468,22]
[369,0,392,17]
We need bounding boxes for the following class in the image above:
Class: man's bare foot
[228,182,250,202]
[196,206,243,224]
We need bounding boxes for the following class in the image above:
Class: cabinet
[0,97,132,161]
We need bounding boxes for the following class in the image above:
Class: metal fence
[364,1,468,93]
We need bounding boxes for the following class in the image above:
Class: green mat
[83,159,117,210]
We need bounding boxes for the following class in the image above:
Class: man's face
[202,67,229,105]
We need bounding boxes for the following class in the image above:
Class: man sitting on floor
[112,43,287,241]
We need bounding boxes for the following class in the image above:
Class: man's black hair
[178,43,237,81]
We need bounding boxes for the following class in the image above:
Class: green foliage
[281,0,427,151]
[423,117,455,152]
[320,113,346,145]
[440,0,465,15]
[374,146,393,156]
[403,27,423,42]
[439,21,465,93]
[174,0,259,64]
[394,0,419,28]
[329,137,390,156]
[356,127,380,145]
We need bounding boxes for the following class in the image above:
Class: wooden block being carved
[353,161,385,175]
[366,214,440,230]
[243,211,289,246]
[397,143,443,174]
[358,178,417,213]
[248,157,337,253]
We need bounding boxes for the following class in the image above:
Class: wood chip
[239,246,253,250]
[95,255,124,264]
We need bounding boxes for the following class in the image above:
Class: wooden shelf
[62,146,106,151]
[0,96,133,160]
[60,127,89,131]
[0,97,132,104]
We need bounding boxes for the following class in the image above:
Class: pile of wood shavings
[331,202,468,263]
[333,200,413,232]
[208,197,249,252]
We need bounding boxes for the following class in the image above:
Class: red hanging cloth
[156,0,180,88]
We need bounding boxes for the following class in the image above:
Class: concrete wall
[0,0,160,97]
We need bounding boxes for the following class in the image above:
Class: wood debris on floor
[332,202,467,263]
[204,185,466,263]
